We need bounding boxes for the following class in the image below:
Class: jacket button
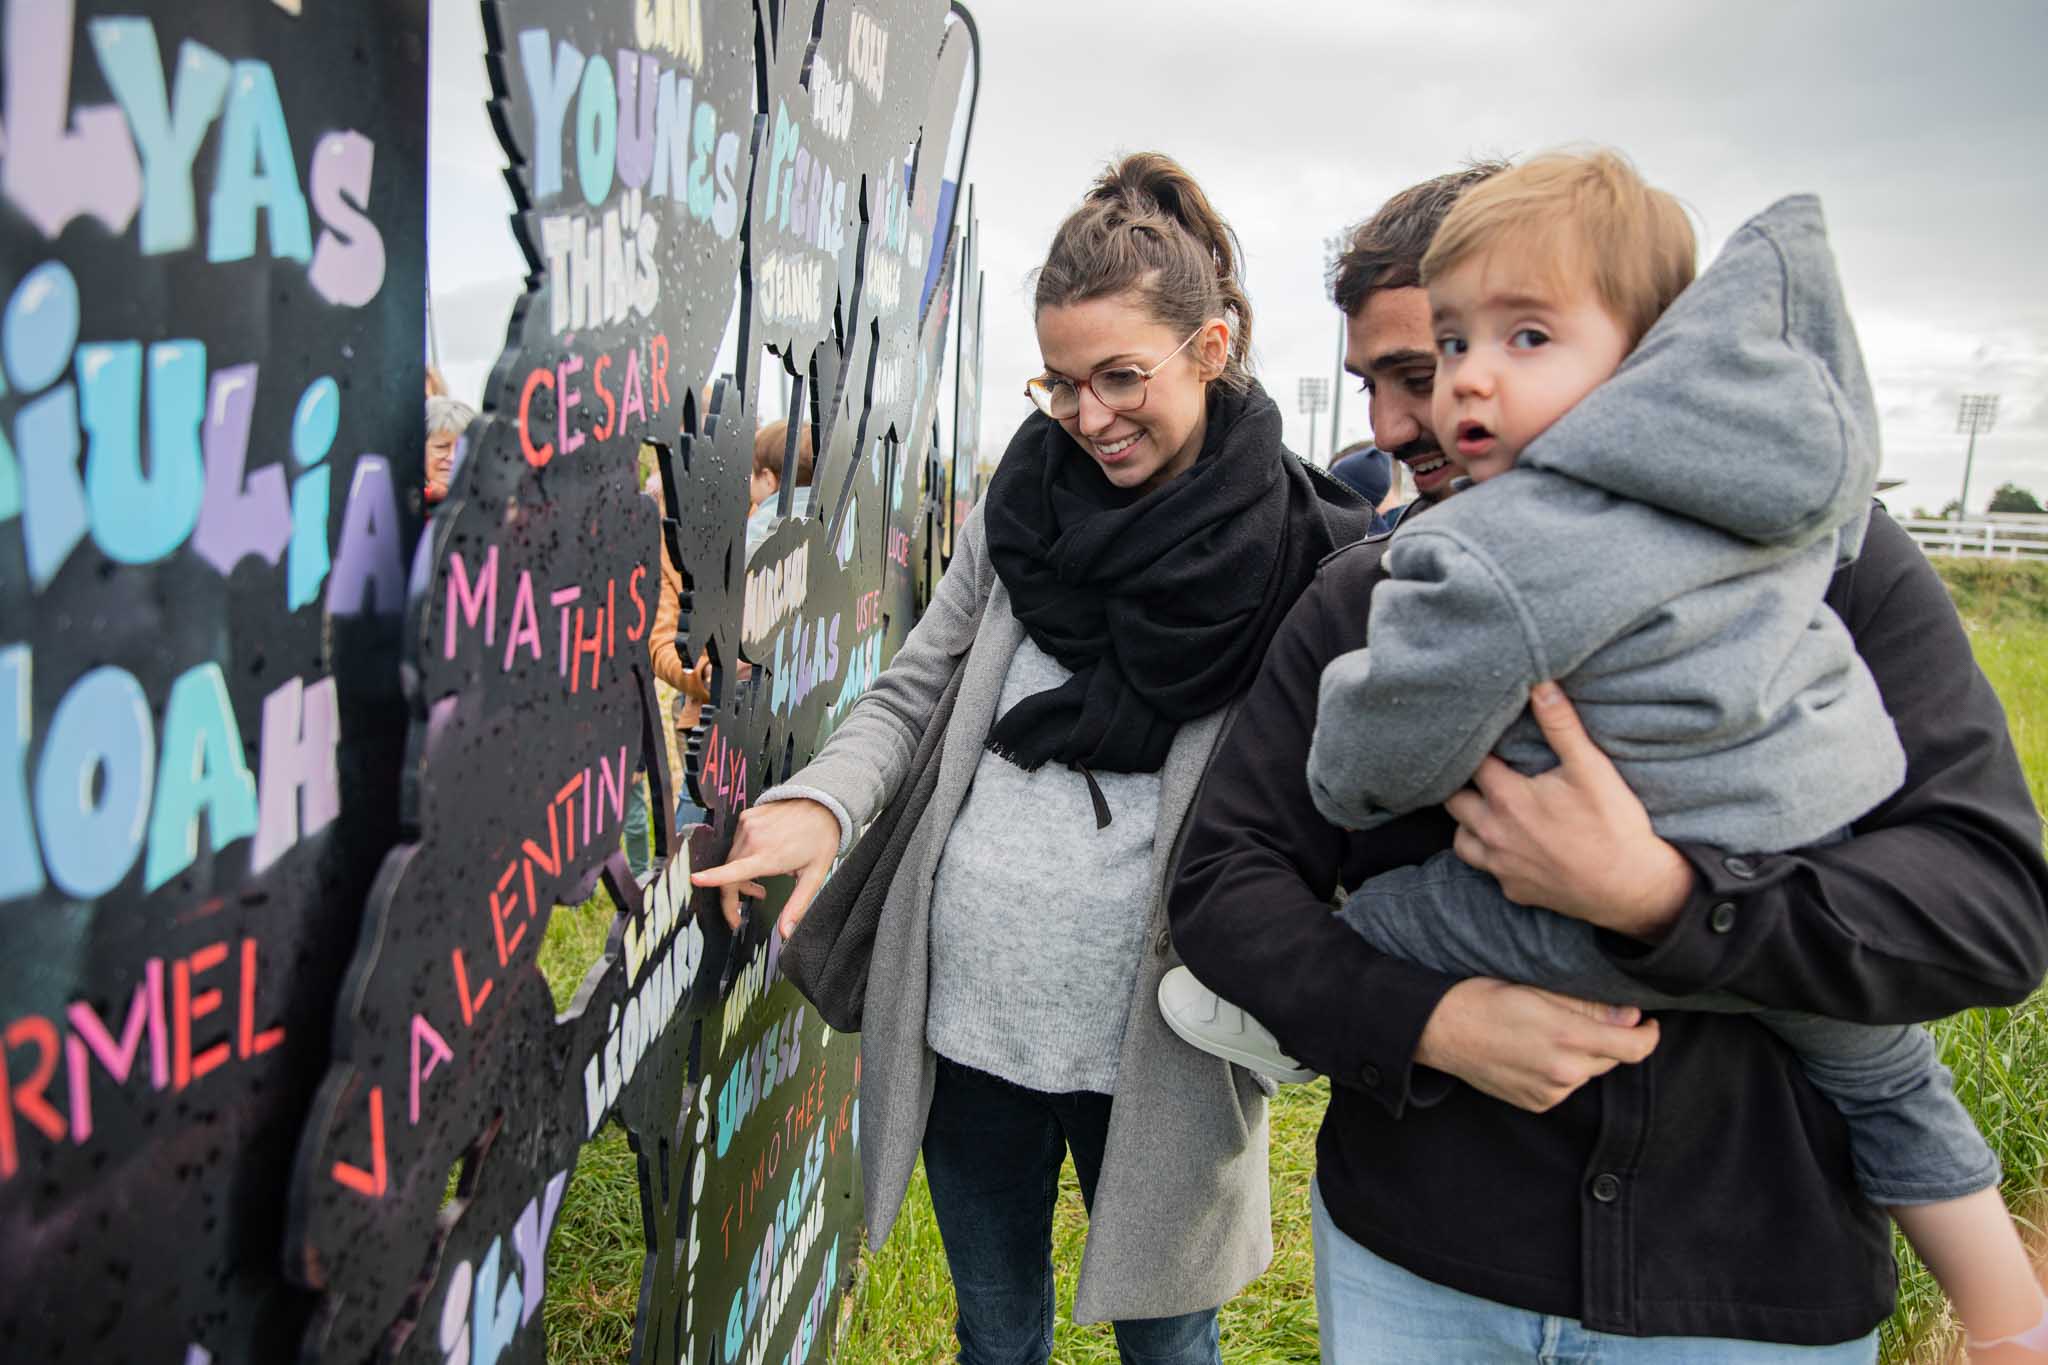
[1722,854,1757,879]
[1709,901,1738,934]
[1590,1173,1622,1203]
[1359,1065,1381,1088]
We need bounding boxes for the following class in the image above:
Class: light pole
[1298,376,1330,466]
[1956,394,1999,518]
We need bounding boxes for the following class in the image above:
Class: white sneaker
[1157,966,1317,1084]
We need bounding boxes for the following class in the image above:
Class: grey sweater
[1307,195,1906,852]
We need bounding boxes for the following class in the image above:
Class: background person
[424,394,475,504]
[1326,439,1393,535]
[693,152,1373,1365]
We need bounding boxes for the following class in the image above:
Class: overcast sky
[429,0,2048,517]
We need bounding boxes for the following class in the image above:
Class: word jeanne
[517,28,741,232]
[436,1169,568,1365]
[0,935,285,1179]
[1,264,404,603]
[581,852,709,1137]
[1,647,340,903]
[515,333,672,468]
[443,544,651,692]
[3,4,385,306]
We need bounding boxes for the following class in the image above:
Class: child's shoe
[1158,965,1317,1084]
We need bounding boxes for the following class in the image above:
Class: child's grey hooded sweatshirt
[1306,195,1905,852]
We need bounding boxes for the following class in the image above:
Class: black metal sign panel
[0,0,425,1360]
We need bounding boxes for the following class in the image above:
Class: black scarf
[983,379,1373,777]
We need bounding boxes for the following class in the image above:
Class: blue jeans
[1311,1183,1877,1364]
[622,769,650,880]
[1337,849,1998,1205]
[920,1055,1222,1365]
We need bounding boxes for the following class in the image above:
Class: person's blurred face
[749,465,779,513]
[1428,248,1631,485]
[1343,286,1456,503]
[1032,292,1227,494]
[425,429,458,497]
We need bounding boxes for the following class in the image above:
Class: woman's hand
[1444,682,1693,941]
[689,799,840,937]
[1414,978,1661,1112]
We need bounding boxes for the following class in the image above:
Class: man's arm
[1459,511,2048,1020]
[1612,511,2048,1017]
[1171,555,1658,1112]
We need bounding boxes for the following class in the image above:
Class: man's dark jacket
[1170,506,2048,1344]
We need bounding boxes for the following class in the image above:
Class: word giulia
[435,1170,568,1365]
[1,648,340,902]
[2,3,386,304]
[714,1003,805,1159]
[443,546,651,692]
[582,857,710,1136]
[516,334,673,468]
[0,936,285,1179]
[0,265,402,607]
[517,29,740,234]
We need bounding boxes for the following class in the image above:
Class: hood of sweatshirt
[1517,194,1879,559]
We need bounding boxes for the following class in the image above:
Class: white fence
[1899,513,2048,559]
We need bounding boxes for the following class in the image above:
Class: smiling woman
[690,151,1374,1365]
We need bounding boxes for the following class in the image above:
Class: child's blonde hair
[1420,149,1695,348]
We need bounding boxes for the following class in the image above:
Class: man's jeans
[1311,1183,1876,1363]
[920,1055,1223,1365]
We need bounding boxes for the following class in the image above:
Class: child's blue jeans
[1337,849,1999,1206]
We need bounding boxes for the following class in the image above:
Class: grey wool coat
[769,503,1273,1324]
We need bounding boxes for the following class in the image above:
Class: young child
[1163,152,2047,1356]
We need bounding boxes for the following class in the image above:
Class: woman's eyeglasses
[1023,325,1204,420]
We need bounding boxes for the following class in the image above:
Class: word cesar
[4,4,388,304]
[723,1127,834,1365]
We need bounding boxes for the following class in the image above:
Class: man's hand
[1415,978,1661,1112]
[689,798,839,937]
[1445,682,1694,941]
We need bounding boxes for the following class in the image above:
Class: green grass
[537,566,2048,1363]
